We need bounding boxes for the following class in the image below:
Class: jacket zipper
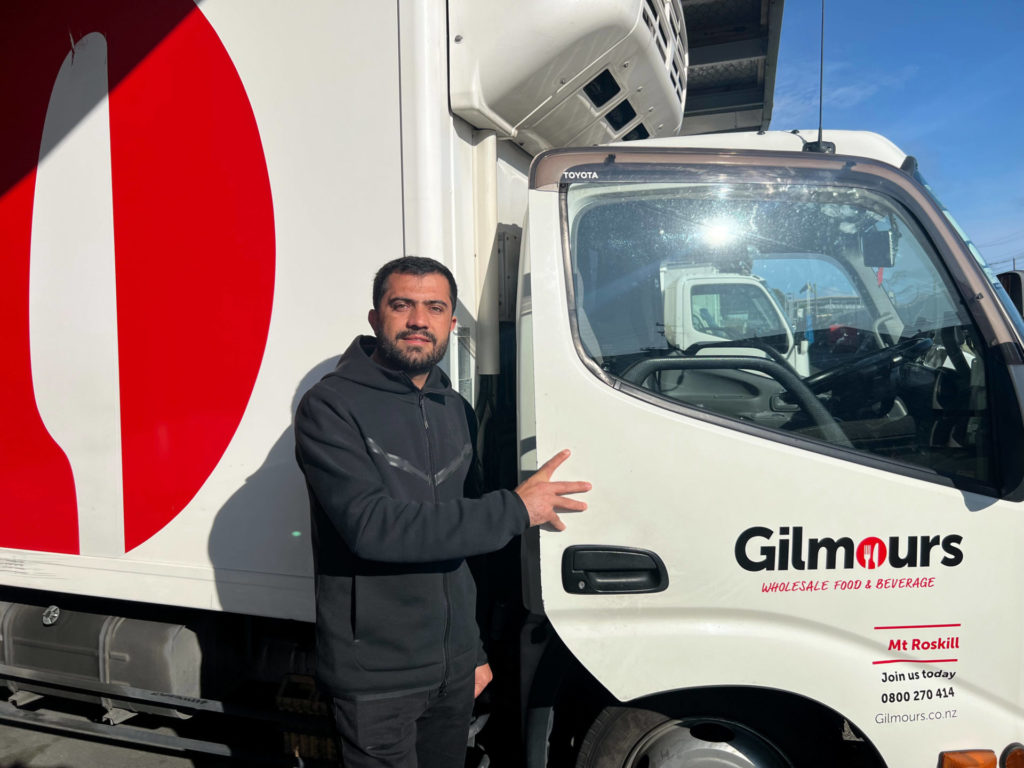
[420,394,451,696]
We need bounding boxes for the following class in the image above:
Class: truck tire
[575,706,790,768]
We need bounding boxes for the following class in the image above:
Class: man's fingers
[474,664,492,698]
[519,451,590,532]
[547,513,567,532]
[549,480,592,496]
[535,449,571,480]
[554,497,587,512]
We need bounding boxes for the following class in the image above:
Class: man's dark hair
[372,256,458,310]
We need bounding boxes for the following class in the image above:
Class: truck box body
[0,0,704,620]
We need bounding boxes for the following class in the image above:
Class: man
[294,256,590,767]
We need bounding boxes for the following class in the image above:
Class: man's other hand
[474,663,493,698]
[515,449,590,532]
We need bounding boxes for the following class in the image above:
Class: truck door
[520,148,1024,764]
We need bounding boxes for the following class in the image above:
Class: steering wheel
[871,312,897,348]
[621,352,853,448]
[805,336,933,394]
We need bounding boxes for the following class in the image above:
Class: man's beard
[375,330,450,378]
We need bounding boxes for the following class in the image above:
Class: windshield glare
[566,177,994,487]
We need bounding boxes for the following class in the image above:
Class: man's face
[368,271,457,381]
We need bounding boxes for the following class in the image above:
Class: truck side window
[567,179,997,490]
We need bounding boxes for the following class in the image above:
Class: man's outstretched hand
[515,449,590,531]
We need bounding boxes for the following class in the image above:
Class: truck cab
[519,130,1024,768]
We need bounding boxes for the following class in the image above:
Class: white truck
[5,1,1024,767]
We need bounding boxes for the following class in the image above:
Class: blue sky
[771,0,1024,272]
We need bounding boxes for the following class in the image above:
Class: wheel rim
[623,719,788,768]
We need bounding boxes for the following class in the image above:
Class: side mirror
[997,270,1024,315]
[863,229,895,269]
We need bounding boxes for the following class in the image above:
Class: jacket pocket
[352,572,446,672]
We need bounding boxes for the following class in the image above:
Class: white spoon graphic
[29,32,125,557]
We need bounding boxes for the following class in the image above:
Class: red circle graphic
[856,537,887,569]
[0,2,275,553]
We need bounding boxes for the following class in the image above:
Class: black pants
[331,673,475,768]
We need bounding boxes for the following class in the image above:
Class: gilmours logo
[562,170,599,180]
[735,526,963,572]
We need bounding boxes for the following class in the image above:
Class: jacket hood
[327,336,454,397]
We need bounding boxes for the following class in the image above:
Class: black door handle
[561,546,669,594]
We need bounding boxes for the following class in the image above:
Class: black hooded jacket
[294,336,529,698]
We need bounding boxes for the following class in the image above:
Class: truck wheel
[576,706,790,768]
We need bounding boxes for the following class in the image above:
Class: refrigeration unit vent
[643,0,687,106]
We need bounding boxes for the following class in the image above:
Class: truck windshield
[565,173,995,489]
[914,169,1024,340]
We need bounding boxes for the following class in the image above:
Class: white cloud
[772,62,919,128]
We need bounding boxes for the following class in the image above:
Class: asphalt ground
[0,719,196,768]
